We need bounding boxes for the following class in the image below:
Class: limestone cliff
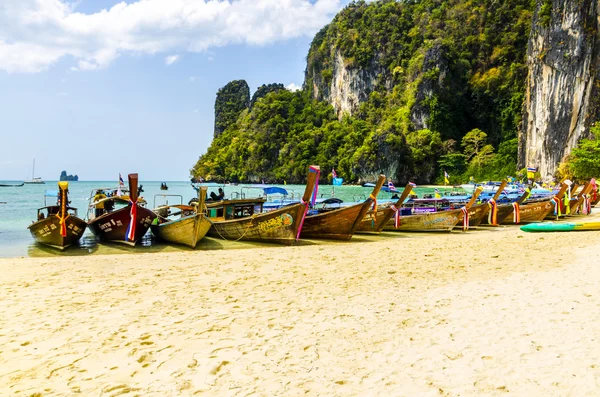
[520,0,600,179]
[306,48,389,118]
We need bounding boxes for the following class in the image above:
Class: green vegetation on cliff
[213,80,250,139]
[194,0,536,184]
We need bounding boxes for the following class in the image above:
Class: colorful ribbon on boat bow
[512,202,520,224]
[564,192,571,214]
[369,193,377,224]
[551,196,562,217]
[583,194,592,215]
[126,199,137,242]
[460,206,469,231]
[390,204,400,228]
[487,199,497,225]
[56,212,69,237]
[56,187,69,237]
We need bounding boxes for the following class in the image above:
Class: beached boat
[300,174,386,240]
[568,182,593,215]
[206,166,319,245]
[355,183,414,234]
[453,180,508,229]
[542,183,577,220]
[150,187,212,248]
[87,174,157,246]
[382,187,483,232]
[27,182,87,250]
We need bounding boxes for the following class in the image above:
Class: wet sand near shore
[1,215,600,396]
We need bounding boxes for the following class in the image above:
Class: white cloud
[189,76,198,82]
[193,109,199,113]
[0,0,345,73]
[57,91,68,96]
[286,83,301,92]
[165,54,180,65]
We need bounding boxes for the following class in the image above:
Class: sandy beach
[2,216,600,396]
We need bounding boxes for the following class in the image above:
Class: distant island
[59,170,79,181]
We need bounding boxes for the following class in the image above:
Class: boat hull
[356,205,397,234]
[501,201,553,224]
[452,203,487,229]
[480,203,515,225]
[151,214,212,248]
[382,209,462,232]
[28,215,87,250]
[301,201,372,240]
[207,203,306,245]
[88,205,156,246]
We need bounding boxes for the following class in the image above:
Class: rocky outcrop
[214,80,250,138]
[519,0,600,179]
[307,48,389,118]
[59,171,78,181]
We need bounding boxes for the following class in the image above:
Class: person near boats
[93,190,107,217]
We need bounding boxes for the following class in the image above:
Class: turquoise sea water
[0,180,450,258]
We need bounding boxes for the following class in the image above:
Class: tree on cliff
[213,80,250,138]
[564,123,600,181]
[250,83,285,108]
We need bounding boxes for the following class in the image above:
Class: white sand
[2,216,600,396]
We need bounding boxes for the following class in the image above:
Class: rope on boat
[213,214,258,242]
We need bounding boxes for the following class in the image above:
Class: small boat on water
[160,182,169,191]
[86,174,157,246]
[355,182,414,234]
[23,158,45,184]
[27,181,87,250]
[0,182,24,187]
[205,166,319,245]
[382,187,483,232]
[300,174,386,240]
[150,187,212,248]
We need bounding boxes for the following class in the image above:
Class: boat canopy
[44,190,59,197]
[245,185,289,195]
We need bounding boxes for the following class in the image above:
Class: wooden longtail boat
[499,183,568,225]
[568,182,592,215]
[206,166,319,245]
[87,174,157,246]
[300,174,386,240]
[452,180,508,229]
[382,187,483,232]
[500,200,554,224]
[28,182,87,250]
[543,183,576,220]
[150,186,212,248]
[481,184,550,225]
[355,183,414,234]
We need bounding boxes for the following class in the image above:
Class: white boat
[23,158,45,184]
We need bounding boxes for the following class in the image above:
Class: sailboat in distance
[24,158,45,184]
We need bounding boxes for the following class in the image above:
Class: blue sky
[0,0,348,181]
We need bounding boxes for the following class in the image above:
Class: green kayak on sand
[520,221,600,232]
